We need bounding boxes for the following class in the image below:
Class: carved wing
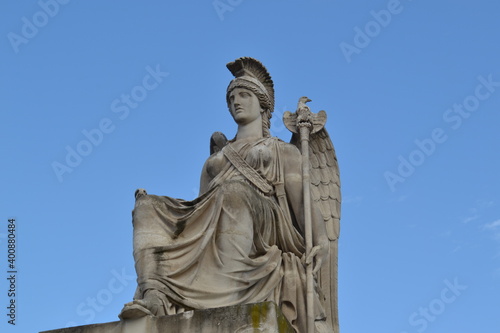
[290,127,341,332]
[210,131,228,155]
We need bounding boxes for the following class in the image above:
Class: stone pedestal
[41,302,294,333]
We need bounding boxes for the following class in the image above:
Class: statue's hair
[226,57,275,137]
[261,105,272,138]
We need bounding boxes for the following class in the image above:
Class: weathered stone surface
[41,302,294,333]
[116,57,341,332]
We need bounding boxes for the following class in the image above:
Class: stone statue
[119,57,341,333]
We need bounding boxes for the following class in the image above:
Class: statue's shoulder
[269,137,301,158]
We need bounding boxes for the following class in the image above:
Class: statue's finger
[313,258,322,275]
[306,246,320,264]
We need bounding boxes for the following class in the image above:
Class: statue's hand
[304,236,330,276]
[135,188,148,200]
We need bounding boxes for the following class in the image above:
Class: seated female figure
[120,57,332,333]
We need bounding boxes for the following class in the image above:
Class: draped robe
[131,137,326,332]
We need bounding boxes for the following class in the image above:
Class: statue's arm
[283,144,329,271]
[199,159,211,196]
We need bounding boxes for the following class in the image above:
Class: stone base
[41,302,294,333]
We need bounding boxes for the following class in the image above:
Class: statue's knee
[133,196,156,224]
[134,195,154,207]
[135,188,148,200]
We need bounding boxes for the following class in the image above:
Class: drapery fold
[131,138,325,332]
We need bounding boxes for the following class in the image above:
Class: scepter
[284,97,327,333]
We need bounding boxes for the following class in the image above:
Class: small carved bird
[296,96,312,123]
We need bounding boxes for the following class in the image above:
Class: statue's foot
[119,300,153,320]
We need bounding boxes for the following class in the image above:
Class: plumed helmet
[226,57,275,113]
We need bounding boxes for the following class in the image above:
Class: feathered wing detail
[291,128,341,332]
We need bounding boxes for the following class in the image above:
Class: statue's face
[228,88,263,125]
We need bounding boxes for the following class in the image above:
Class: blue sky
[1,1,499,332]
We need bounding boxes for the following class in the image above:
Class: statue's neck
[235,118,263,141]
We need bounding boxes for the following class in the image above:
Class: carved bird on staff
[296,96,312,124]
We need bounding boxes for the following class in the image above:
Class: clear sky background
[1,1,499,332]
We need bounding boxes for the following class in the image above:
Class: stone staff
[284,97,328,333]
